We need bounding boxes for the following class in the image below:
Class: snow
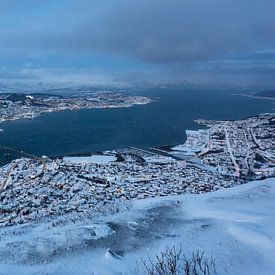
[0,178,275,274]
[63,155,117,164]
[172,144,197,155]
[143,155,175,163]
[172,129,209,156]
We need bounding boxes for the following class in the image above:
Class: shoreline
[1,112,274,167]
[0,113,274,228]
[0,99,152,125]
[0,92,152,124]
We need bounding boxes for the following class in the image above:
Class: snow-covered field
[63,155,117,164]
[0,178,275,274]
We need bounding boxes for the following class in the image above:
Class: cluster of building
[192,114,275,179]
[0,114,274,227]
[0,92,151,123]
[0,149,240,226]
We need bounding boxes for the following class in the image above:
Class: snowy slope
[0,178,275,274]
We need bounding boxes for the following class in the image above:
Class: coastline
[0,114,275,226]
[0,97,152,124]
[0,90,274,169]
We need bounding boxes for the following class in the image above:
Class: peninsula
[0,92,151,123]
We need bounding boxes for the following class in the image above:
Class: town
[0,92,151,123]
[0,113,274,227]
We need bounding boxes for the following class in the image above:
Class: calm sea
[0,89,273,165]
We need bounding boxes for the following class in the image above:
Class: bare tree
[141,246,217,275]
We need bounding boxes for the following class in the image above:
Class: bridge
[0,145,47,192]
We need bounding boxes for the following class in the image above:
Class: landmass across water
[0,88,274,166]
[0,91,151,123]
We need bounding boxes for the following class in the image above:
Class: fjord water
[0,89,273,165]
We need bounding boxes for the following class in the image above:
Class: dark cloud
[1,0,274,61]
[79,0,275,63]
[0,0,275,85]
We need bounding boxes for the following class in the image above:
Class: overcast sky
[0,0,275,87]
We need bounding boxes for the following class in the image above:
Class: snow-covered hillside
[0,178,275,274]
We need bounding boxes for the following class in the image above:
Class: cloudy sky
[0,0,275,87]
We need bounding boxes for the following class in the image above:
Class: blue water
[0,89,273,165]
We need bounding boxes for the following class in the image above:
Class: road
[0,145,47,188]
[0,163,16,191]
[224,126,240,177]
[243,129,251,171]
[249,125,262,149]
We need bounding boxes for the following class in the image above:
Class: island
[0,91,151,123]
